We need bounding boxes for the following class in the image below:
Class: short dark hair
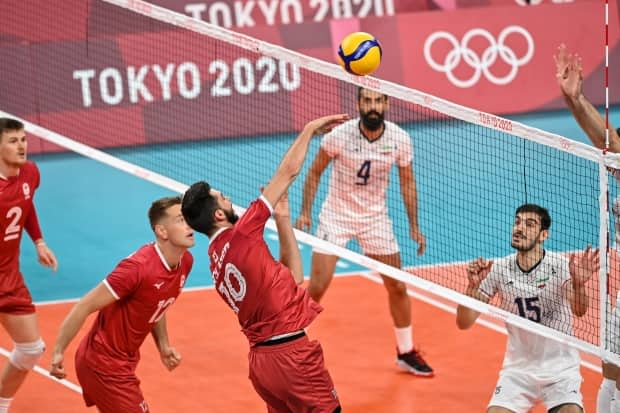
[181,181,220,236]
[357,87,388,102]
[0,118,24,140]
[515,204,551,230]
[148,196,182,231]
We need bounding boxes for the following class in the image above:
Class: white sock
[0,397,13,413]
[395,326,413,354]
[612,388,620,413]
[599,378,615,413]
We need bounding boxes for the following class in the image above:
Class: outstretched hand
[307,114,350,135]
[466,257,493,288]
[569,245,599,287]
[554,44,583,101]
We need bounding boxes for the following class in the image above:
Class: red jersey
[0,161,42,290]
[81,243,193,374]
[208,196,322,346]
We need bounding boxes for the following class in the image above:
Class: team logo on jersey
[22,183,30,200]
[153,281,165,290]
[379,144,395,154]
[535,276,548,289]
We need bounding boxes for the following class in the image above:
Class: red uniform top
[208,196,322,346]
[0,161,43,290]
[81,243,193,374]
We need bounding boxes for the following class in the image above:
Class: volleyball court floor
[4,273,602,412]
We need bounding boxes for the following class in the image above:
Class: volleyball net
[1,0,619,364]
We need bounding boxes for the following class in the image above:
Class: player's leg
[487,407,516,413]
[548,404,583,413]
[0,311,44,411]
[309,218,351,303]
[599,362,618,413]
[307,252,340,303]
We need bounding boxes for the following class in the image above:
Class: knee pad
[9,338,45,370]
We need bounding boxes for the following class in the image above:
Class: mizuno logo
[154,282,165,290]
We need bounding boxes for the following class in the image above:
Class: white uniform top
[319,119,412,221]
[479,251,580,376]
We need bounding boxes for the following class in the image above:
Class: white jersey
[479,251,580,376]
[319,119,412,221]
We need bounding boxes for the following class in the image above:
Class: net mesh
[0,0,616,361]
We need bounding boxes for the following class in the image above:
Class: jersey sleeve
[320,128,343,158]
[234,196,273,239]
[24,163,42,242]
[479,263,500,299]
[103,257,142,300]
[397,132,413,167]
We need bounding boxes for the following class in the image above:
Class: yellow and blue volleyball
[337,32,382,76]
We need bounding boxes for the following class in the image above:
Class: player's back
[209,197,321,346]
[0,161,39,276]
[84,243,193,372]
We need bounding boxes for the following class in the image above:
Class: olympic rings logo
[423,26,535,88]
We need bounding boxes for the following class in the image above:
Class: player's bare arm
[152,315,182,371]
[262,114,348,209]
[456,258,493,330]
[50,283,116,379]
[555,44,620,152]
[566,246,599,317]
[398,164,426,255]
[35,239,58,272]
[274,191,303,284]
[295,148,332,232]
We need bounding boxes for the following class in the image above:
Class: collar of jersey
[154,242,172,271]
[209,227,229,245]
[514,249,546,274]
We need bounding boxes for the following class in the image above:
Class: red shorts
[0,272,35,315]
[75,339,149,413]
[249,335,340,413]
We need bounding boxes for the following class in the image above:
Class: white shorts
[604,292,620,361]
[314,212,399,256]
[488,369,583,412]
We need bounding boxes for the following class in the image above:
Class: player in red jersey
[0,118,57,413]
[49,196,194,413]
[181,114,348,413]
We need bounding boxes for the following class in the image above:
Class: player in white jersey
[457,204,599,413]
[295,87,432,376]
[555,43,620,413]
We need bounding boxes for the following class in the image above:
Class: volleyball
[337,32,382,76]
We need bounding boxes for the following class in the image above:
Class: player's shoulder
[490,255,516,274]
[384,121,411,143]
[327,119,358,136]
[21,161,39,177]
[123,243,156,265]
[542,251,569,270]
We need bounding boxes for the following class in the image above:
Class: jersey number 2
[4,207,22,242]
[356,160,371,185]
[514,297,541,323]
[219,263,247,314]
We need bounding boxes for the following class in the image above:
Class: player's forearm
[24,206,43,243]
[53,303,91,354]
[566,94,611,150]
[300,171,321,215]
[275,214,303,284]
[570,282,589,317]
[278,124,316,181]
[151,316,170,351]
[400,181,420,230]
[456,305,480,330]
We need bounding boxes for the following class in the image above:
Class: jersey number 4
[219,263,247,314]
[4,207,22,242]
[356,160,371,185]
[514,297,541,323]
